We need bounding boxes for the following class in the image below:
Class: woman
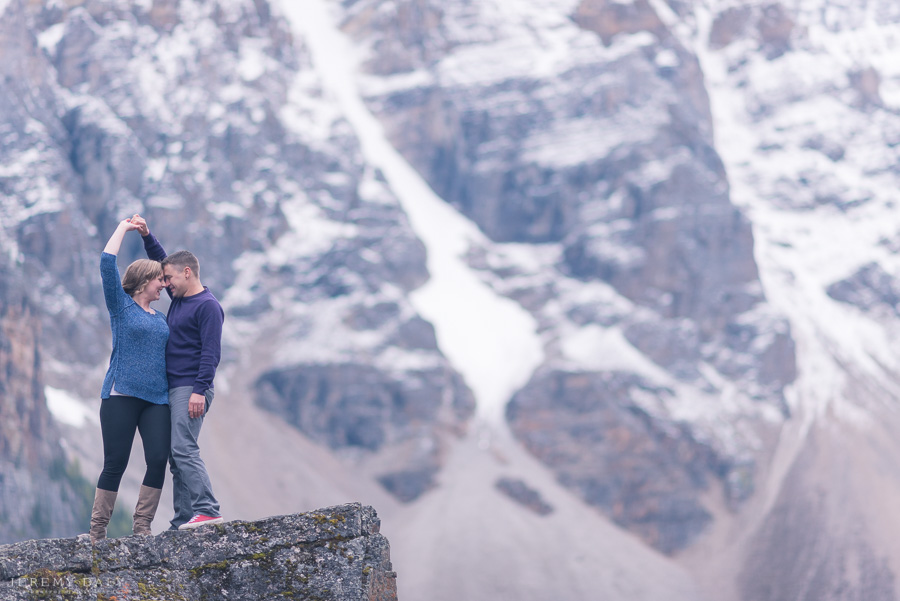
[90,218,170,542]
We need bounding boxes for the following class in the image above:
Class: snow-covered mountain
[1,0,899,599]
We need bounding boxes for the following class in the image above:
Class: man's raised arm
[131,214,167,261]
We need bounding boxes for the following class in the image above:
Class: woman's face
[145,275,166,301]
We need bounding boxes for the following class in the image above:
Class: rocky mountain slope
[339,0,795,554]
[1,0,900,600]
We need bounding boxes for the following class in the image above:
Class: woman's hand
[105,218,138,254]
[130,214,150,236]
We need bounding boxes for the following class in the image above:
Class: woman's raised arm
[103,219,139,256]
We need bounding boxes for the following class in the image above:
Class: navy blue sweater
[100,253,169,404]
[142,233,224,395]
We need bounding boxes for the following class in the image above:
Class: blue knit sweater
[100,253,169,405]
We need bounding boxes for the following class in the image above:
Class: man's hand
[130,213,150,236]
[188,393,206,418]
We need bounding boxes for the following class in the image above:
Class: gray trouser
[168,386,220,529]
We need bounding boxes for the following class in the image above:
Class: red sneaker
[178,514,224,530]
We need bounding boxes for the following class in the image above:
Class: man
[131,214,224,530]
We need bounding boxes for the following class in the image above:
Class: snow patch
[278,0,546,424]
[278,198,357,259]
[238,39,269,82]
[694,0,900,426]
[433,0,606,87]
[38,23,66,54]
[45,387,96,428]
[359,70,434,97]
[561,324,671,383]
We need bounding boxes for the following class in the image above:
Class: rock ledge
[0,502,397,601]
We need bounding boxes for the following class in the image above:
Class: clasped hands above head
[129,214,150,236]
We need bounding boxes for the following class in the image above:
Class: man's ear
[184,266,193,279]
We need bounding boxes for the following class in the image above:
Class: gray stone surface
[0,503,397,601]
[257,362,474,501]
[0,266,91,544]
[507,369,726,553]
[827,262,900,317]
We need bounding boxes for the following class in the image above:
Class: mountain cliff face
[0,264,90,543]
[2,0,900,600]
[0,0,473,505]
[341,0,796,552]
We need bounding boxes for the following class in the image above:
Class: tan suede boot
[89,488,118,543]
[132,485,162,535]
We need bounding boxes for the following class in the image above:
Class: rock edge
[0,502,397,601]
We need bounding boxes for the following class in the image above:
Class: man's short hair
[162,250,200,278]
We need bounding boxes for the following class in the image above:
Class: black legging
[97,396,171,491]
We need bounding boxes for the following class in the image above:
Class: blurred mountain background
[1,0,900,599]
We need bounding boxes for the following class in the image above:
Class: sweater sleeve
[142,232,167,262]
[142,232,172,298]
[100,253,129,314]
[193,299,224,395]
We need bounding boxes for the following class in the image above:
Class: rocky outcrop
[827,262,900,318]
[0,503,397,601]
[848,66,884,108]
[341,0,447,75]
[257,362,474,502]
[493,477,554,516]
[757,4,795,59]
[572,0,666,46]
[709,6,754,49]
[709,3,795,58]
[0,275,51,470]
[507,369,728,553]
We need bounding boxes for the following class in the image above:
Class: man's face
[163,264,190,298]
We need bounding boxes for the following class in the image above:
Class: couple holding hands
[90,214,224,542]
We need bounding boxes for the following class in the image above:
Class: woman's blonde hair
[122,259,163,297]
